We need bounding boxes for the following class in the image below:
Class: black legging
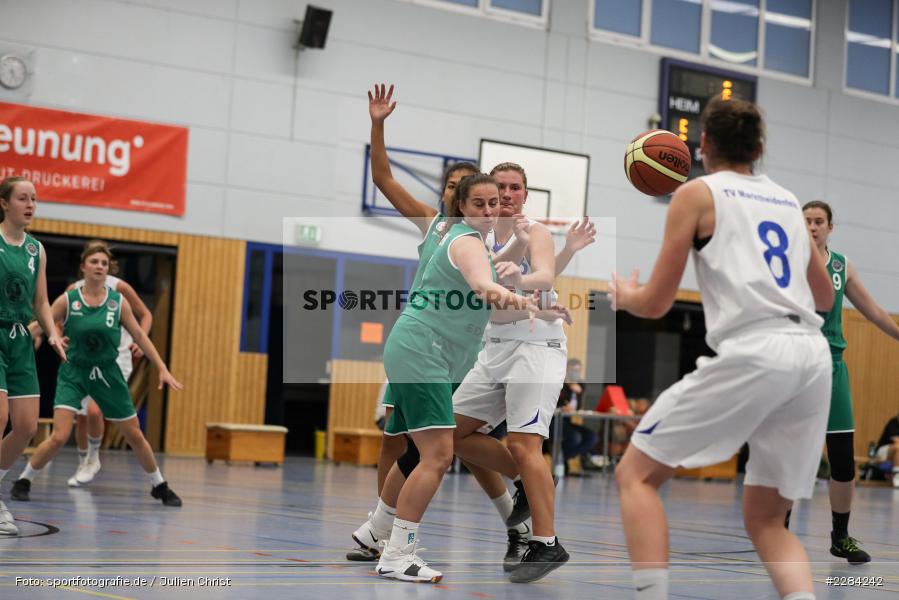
[827,431,856,482]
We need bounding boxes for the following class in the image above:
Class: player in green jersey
[0,176,67,536]
[800,200,899,564]
[375,173,541,583]
[10,242,184,507]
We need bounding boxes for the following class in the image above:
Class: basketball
[624,129,691,196]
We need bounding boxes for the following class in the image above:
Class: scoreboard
[659,58,757,178]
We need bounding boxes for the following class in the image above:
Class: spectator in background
[557,359,603,474]
[873,412,899,488]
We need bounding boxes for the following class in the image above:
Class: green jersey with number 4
[821,249,847,354]
[0,232,40,323]
[65,288,123,367]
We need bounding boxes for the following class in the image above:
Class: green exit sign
[296,223,322,245]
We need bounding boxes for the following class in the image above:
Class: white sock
[633,568,668,600]
[514,521,531,535]
[20,463,41,482]
[77,449,88,464]
[492,490,513,521]
[387,518,419,552]
[146,469,165,487]
[371,498,395,535]
[783,593,815,600]
[0,468,8,483]
[87,436,102,460]
[531,534,556,546]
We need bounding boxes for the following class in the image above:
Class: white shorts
[452,337,567,438]
[631,330,831,501]
[875,445,890,462]
[77,353,133,416]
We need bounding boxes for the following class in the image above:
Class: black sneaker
[151,482,182,507]
[346,546,380,561]
[10,479,30,502]
[505,480,530,527]
[505,476,559,528]
[830,535,871,564]
[509,538,570,583]
[503,528,530,572]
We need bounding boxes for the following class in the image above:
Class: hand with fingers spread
[368,83,397,123]
[608,268,640,312]
[494,261,523,290]
[565,218,597,253]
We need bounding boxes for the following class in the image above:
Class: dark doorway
[33,234,176,450]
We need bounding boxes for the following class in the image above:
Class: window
[590,0,815,81]
[765,0,813,77]
[409,0,548,27]
[845,0,895,97]
[651,0,702,54]
[592,0,642,37]
[710,0,760,66]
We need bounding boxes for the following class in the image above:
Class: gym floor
[1,451,897,599]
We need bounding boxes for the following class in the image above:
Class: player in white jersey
[452,162,595,583]
[610,96,834,600]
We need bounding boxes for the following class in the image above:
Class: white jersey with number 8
[695,171,823,351]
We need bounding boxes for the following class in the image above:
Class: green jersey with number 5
[822,249,847,353]
[65,288,123,367]
[0,232,40,323]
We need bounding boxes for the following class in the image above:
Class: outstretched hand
[368,83,397,122]
[608,268,639,312]
[565,218,597,252]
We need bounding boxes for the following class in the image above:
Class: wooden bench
[24,418,54,454]
[675,454,738,481]
[332,427,382,466]
[205,423,288,466]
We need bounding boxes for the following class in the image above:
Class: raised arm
[610,180,707,318]
[844,259,899,341]
[555,218,596,276]
[806,232,834,313]
[369,83,437,235]
[120,299,182,390]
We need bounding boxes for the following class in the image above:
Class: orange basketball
[624,130,691,196]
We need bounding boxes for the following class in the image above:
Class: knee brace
[396,437,420,478]
[827,431,856,482]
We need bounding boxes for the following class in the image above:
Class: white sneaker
[376,542,442,583]
[0,500,19,536]
[352,514,388,555]
[892,470,899,489]
[75,457,101,485]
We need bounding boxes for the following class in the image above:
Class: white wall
[1,0,896,309]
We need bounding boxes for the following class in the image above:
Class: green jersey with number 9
[0,232,40,323]
[821,249,847,354]
[64,288,123,367]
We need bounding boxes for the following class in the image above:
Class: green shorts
[383,316,478,435]
[0,324,39,398]
[827,358,853,433]
[55,362,136,421]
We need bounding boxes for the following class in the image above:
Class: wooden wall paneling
[842,310,899,459]
[31,220,255,455]
[327,360,386,459]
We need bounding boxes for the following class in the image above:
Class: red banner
[0,102,188,216]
